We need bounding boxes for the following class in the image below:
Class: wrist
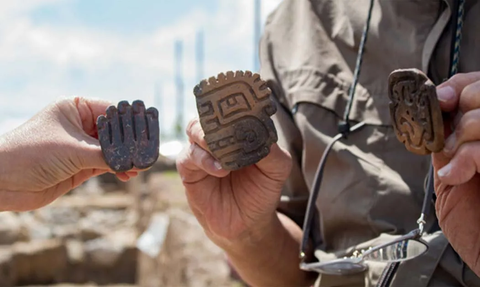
[215,212,315,287]
[219,211,283,258]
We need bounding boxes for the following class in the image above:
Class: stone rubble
[0,167,242,287]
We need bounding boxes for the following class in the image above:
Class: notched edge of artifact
[193,70,271,98]
[388,68,444,155]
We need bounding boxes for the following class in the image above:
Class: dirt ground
[137,171,246,287]
[0,168,247,287]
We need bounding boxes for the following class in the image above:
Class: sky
[0,0,283,137]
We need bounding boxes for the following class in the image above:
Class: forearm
[0,130,33,191]
[224,212,317,287]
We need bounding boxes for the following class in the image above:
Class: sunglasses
[298,122,432,276]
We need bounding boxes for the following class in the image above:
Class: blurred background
[0,0,282,286]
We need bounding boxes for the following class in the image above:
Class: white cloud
[0,0,65,18]
[0,0,283,136]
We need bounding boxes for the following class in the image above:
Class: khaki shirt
[259,0,480,286]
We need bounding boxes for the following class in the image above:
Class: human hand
[176,118,292,249]
[431,72,480,275]
[0,96,138,212]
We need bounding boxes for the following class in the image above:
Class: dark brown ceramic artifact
[97,100,160,172]
[388,68,444,155]
[193,70,278,170]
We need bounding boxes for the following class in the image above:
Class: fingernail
[437,86,455,103]
[213,161,223,170]
[438,163,452,177]
[443,134,456,154]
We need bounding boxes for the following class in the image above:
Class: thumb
[432,152,450,189]
[72,96,114,138]
[432,118,480,187]
[63,96,113,170]
[431,114,454,188]
[255,143,292,182]
[75,134,110,170]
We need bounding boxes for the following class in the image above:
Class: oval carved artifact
[388,68,444,155]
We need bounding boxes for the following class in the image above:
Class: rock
[136,213,170,258]
[12,239,68,286]
[51,224,80,239]
[0,212,22,245]
[84,237,123,268]
[0,247,14,287]
[35,207,81,226]
[48,193,134,210]
[82,210,129,228]
[66,240,84,265]
[83,229,137,284]
[79,209,133,241]
[62,240,86,283]
[138,209,231,287]
[17,212,52,241]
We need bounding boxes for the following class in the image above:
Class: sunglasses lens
[301,258,367,275]
[363,239,428,263]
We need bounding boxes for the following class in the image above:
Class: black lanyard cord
[299,0,375,257]
[339,0,375,137]
[300,122,366,258]
[448,0,465,77]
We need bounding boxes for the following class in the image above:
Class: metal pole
[196,30,204,82]
[154,82,163,138]
[174,40,184,139]
[154,82,162,109]
[254,0,261,72]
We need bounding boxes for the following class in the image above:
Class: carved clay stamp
[193,70,278,170]
[388,68,444,155]
[97,100,160,172]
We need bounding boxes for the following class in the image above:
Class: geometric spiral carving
[193,70,278,170]
[388,68,444,155]
[96,100,160,172]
